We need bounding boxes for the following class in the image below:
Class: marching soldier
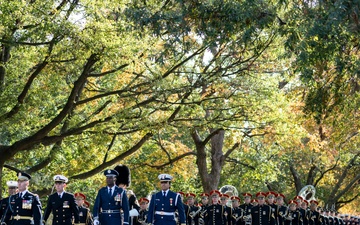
[2,172,43,225]
[284,200,302,225]
[75,192,93,225]
[276,193,287,225]
[185,193,200,225]
[198,193,209,225]
[220,194,232,225]
[250,192,275,225]
[43,175,80,225]
[0,181,18,221]
[184,193,201,225]
[137,198,149,225]
[239,193,253,225]
[294,196,306,225]
[146,174,186,225]
[231,196,243,225]
[204,190,226,225]
[93,169,130,225]
[308,200,321,225]
[267,192,279,225]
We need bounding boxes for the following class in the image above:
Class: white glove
[129,209,139,217]
[94,219,100,225]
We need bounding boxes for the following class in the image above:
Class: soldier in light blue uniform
[146,174,186,225]
[93,169,129,225]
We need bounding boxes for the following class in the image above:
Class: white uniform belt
[12,215,33,220]
[155,211,175,216]
[101,210,120,213]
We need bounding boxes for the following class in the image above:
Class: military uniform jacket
[232,207,244,225]
[78,206,93,225]
[204,204,226,225]
[284,210,302,225]
[146,190,186,225]
[240,204,253,225]
[277,205,288,225]
[308,211,320,225]
[250,204,275,225]
[44,192,80,225]
[269,204,279,225]
[3,191,42,225]
[93,186,130,225]
[0,197,10,221]
[185,205,200,225]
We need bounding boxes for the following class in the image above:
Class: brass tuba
[298,185,316,201]
[219,185,239,207]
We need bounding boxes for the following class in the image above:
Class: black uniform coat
[232,207,244,225]
[204,204,226,225]
[250,204,276,225]
[44,192,80,225]
[308,210,321,225]
[78,206,93,225]
[0,197,10,221]
[185,205,201,225]
[239,203,253,225]
[284,210,302,225]
[3,191,43,225]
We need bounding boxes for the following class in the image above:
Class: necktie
[58,194,61,198]
[19,193,22,198]
[163,191,166,198]
[109,188,112,197]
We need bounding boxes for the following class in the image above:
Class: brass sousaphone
[298,185,316,201]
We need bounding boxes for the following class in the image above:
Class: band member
[250,192,275,225]
[199,193,210,225]
[231,196,243,225]
[185,193,200,225]
[114,165,140,225]
[240,193,253,225]
[284,200,302,225]
[294,196,306,225]
[2,172,43,225]
[204,190,226,225]
[146,174,186,225]
[0,181,18,221]
[276,193,287,225]
[93,169,130,225]
[136,198,149,225]
[75,192,93,225]
[43,175,79,225]
[220,194,232,225]
[308,200,321,225]
[267,192,279,225]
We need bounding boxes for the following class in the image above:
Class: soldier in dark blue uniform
[198,193,209,225]
[284,200,302,225]
[204,190,226,225]
[220,194,232,225]
[146,174,186,225]
[250,192,275,225]
[136,197,149,225]
[93,169,130,225]
[308,200,321,225]
[266,192,279,225]
[239,193,253,225]
[43,175,80,225]
[2,172,43,225]
[276,193,287,225]
[231,196,243,225]
[0,181,18,222]
[75,192,93,225]
[185,193,201,225]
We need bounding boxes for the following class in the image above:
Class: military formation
[0,167,359,225]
